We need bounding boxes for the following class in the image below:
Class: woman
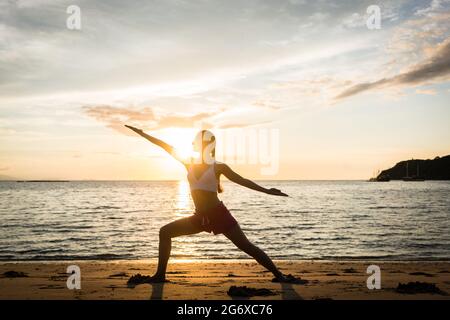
[125,125,294,283]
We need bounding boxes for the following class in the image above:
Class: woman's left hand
[266,188,289,197]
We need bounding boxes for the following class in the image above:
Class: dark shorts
[188,202,238,235]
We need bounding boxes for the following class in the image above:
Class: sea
[0,180,449,261]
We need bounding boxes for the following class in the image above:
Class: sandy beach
[1,260,449,300]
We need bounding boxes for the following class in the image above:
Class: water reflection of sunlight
[176,180,192,217]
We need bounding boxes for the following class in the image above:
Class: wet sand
[0,260,449,300]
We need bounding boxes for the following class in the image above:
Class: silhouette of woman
[125,125,291,283]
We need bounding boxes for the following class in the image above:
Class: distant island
[374,155,450,181]
[15,180,70,183]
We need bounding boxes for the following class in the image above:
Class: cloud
[415,88,437,95]
[83,104,277,133]
[84,105,155,122]
[0,0,401,98]
[83,105,214,134]
[272,77,353,98]
[335,37,450,99]
[252,101,281,110]
[3,0,449,124]
[415,0,450,17]
[217,120,273,129]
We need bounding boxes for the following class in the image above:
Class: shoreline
[1,258,450,263]
[1,260,449,300]
[2,179,370,182]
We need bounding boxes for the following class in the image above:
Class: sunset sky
[1,0,450,180]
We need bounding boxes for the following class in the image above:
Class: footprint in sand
[1,271,28,278]
[39,284,65,290]
[108,272,128,278]
[396,282,447,295]
[409,272,434,277]
[227,285,277,297]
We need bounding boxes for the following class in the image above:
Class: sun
[160,128,197,162]
[173,143,196,161]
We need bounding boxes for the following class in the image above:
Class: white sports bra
[187,162,218,192]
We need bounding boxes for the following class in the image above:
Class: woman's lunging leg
[154,217,203,279]
[223,225,283,279]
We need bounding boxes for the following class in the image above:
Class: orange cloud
[83,105,213,134]
[415,88,437,95]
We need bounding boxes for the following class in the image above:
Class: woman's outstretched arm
[125,125,186,165]
[125,125,173,153]
[219,163,288,196]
